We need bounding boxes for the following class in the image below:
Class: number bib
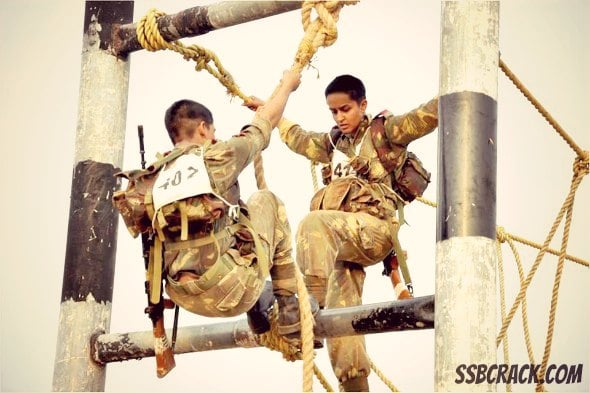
[152,151,214,211]
[331,149,357,180]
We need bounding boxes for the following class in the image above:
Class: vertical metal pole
[436,1,499,391]
[53,2,133,391]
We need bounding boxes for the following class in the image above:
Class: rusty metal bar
[114,1,302,55]
[92,295,434,364]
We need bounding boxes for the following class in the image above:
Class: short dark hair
[324,74,366,103]
[164,99,213,143]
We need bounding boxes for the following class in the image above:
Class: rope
[291,1,358,73]
[255,270,319,391]
[416,196,437,208]
[310,161,320,193]
[505,231,588,267]
[296,269,316,391]
[136,4,361,390]
[497,228,537,364]
[496,156,588,347]
[495,236,512,392]
[415,195,588,266]
[536,194,577,391]
[313,363,335,392]
[137,2,357,193]
[136,8,271,189]
[499,58,588,161]
[370,360,400,392]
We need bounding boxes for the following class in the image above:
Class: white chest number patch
[152,152,214,211]
[332,149,357,180]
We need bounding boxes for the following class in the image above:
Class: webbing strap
[177,201,189,241]
[395,198,406,227]
[391,233,412,294]
[165,223,243,251]
[191,254,235,293]
[164,215,270,280]
[149,237,163,303]
[239,215,270,279]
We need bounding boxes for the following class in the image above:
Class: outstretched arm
[253,70,301,128]
[386,97,439,146]
[243,79,333,164]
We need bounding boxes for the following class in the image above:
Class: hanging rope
[290,1,357,72]
[496,227,537,366]
[370,360,400,392]
[313,363,335,392]
[255,271,320,392]
[136,2,357,192]
[495,236,512,392]
[135,4,363,390]
[135,9,271,189]
[499,58,588,161]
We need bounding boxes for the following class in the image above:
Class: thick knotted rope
[134,4,423,391]
[137,2,356,192]
[256,272,317,392]
[291,1,357,72]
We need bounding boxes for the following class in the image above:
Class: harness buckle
[228,204,240,222]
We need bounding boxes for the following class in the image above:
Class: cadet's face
[326,92,367,134]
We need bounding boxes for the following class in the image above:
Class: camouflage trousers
[296,210,398,382]
[166,190,298,317]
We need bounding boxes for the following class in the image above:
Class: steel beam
[92,296,434,364]
[114,1,302,55]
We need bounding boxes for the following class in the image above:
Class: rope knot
[496,226,508,243]
[292,1,358,72]
[573,152,589,177]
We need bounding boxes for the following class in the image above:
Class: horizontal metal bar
[92,295,434,364]
[114,1,302,55]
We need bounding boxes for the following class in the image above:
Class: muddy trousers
[296,210,398,383]
[166,190,298,317]
[247,190,298,297]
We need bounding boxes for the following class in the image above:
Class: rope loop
[573,152,589,177]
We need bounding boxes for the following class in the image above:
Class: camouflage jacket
[278,98,438,219]
[114,116,272,279]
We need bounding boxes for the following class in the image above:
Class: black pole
[435,1,499,391]
[53,2,133,391]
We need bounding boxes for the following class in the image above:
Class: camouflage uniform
[278,98,438,383]
[114,116,298,318]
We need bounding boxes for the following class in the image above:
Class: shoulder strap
[328,125,342,152]
[369,110,405,174]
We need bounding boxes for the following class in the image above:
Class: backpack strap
[370,110,408,225]
[164,213,270,281]
[147,236,164,304]
[328,125,342,151]
[369,110,406,175]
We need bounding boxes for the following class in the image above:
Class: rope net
[413,57,588,392]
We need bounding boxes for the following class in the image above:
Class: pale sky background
[1,0,589,392]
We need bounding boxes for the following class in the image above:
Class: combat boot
[340,376,369,392]
[276,294,322,347]
[246,281,274,334]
